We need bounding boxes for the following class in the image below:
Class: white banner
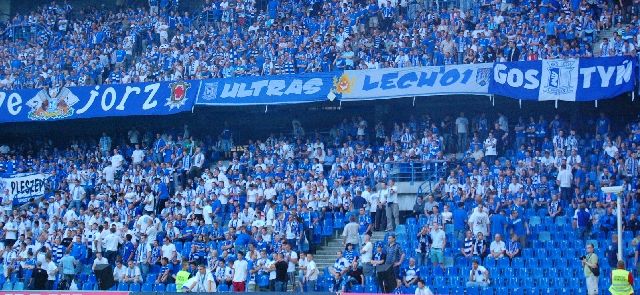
[333,63,492,101]
[0,173,50,205]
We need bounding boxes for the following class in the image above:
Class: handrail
[387,160,448,184]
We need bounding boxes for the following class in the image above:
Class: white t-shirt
[45,261,58,280]
[233,259,249,282]
[469,211,490,236]
[455,117,469,133]
[161,243,176,259]
[470,265,488,283]
[103,233,120,251]
[286,251,298,272]
[430,229,446,249]
[4,221,17,239]
[556,169,573,188]
[111,154,124,169]
[305,260,318,281]
[203,205,213,225]
[132,149,145,164]
[484,138,497,156]
[415,286,434,295]
[360,241,373,263]
[490,240,506,256]
[103,166,115,183]
[192,271,216,292]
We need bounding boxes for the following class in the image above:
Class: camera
[579,255,586,260]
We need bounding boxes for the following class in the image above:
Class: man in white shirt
[468,204,490,237]
[111,149,125,171]
[131,144,145,165]
[304,254,319,292]
[44,254,58,290]
[430,223,447,269]
[360,234,374,277]
[342,215,360,247]
[456,112,469,153]
[70,179,86,211]
[489,234,506,259]
[113,260,127,282]
[232,251,249,292]
[484,132,498,164]
[92,252,109,271]
[161,237,176,260]
[190,147,205,179]
[465,260,490,288]
[385,180,400,232]
[123,260,142,283]
[556,164,573,203]
[103,227,121,265]
[186,263,216,292]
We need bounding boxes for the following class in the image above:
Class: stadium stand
[0,0,640,294]
[0,0,636,90]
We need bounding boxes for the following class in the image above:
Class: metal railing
[387,160,448,185]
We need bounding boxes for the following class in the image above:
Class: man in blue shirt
[491,210,508,238]
[508,210,529,247]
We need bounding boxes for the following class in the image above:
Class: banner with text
[196,72,336,105]
[333,63,493,101]
[1,173,50,205]
[0,80,197,123]
[489,56,635,101]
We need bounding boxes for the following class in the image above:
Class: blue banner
[489,56,635,101]
[196,72,336,105]
[0,80,197,123]
[333,63,492,101]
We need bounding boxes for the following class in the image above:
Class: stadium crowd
[0,0,639,90]
[0,109,638,294]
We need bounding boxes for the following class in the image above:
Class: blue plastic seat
[153,283,165,292]
[82,282,94,290]
[166,283,176,292]
[142,283,153,292]
[13,282,24,290]
[129,283,141,292]
[118,283,129,291]
[2,282,13,290]
[351,284,364,293]
[218,284,229,292]
[146,273,157,283]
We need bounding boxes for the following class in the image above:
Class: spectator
[582,243,600,295]
[489,234,506,260]
[414,278,434,295]
[360,234,374,277]
[303,254,318,292]
[430,223,446,269]
[401,258,420,287]
[232,251,249,292]
[505,234,521,261]
[461,230,475,259]
[185,263,216,292]
[273,253,288,292]
[469,204,490,238]
[574,204,593,240]
[606,235,620,269]
[465,260,490,288]
[341,260,364,292]
[59,249,77,287]
[416,225,432,266]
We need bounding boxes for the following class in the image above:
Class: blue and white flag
[0,80,197,123]
[490,56,635,101]
[196,72,336,105]
[332,64,492,101]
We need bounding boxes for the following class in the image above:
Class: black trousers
[377,267,396,293]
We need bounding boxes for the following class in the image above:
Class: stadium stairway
[314,231,386,271]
